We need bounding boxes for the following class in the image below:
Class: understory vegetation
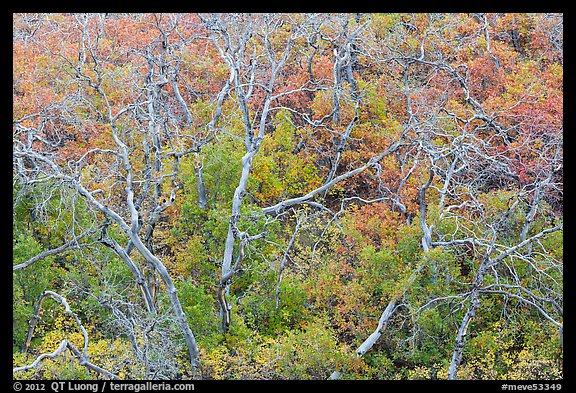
[13,13,562,380]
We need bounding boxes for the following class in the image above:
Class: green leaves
[13,12,563,380]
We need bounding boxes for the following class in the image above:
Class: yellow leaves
[13,352,37,379]
[171,234,207,277]
[452,319,564,380]
[199,338,281,380]
[254,337,278,368]
[249,111,322,205]
[407,365,435,380]
[371,14,401,36]
[310,90,334,119]
[200,346,229,379]
[12,13,564,381]
[38,314,85,353]
[506,348,562,380]
[48,331,81,353]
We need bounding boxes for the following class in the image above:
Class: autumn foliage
[13,13,562,381]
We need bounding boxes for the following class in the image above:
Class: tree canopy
[13,12,562,381]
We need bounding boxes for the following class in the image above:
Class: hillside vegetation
[13,13,563,380]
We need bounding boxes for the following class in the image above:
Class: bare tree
[327,13,563,379]
[199,13,332,331]
[14,291,117,379]
[13,13,220,376]
[13,13,562,380]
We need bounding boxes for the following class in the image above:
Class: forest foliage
[13,13,562,380]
